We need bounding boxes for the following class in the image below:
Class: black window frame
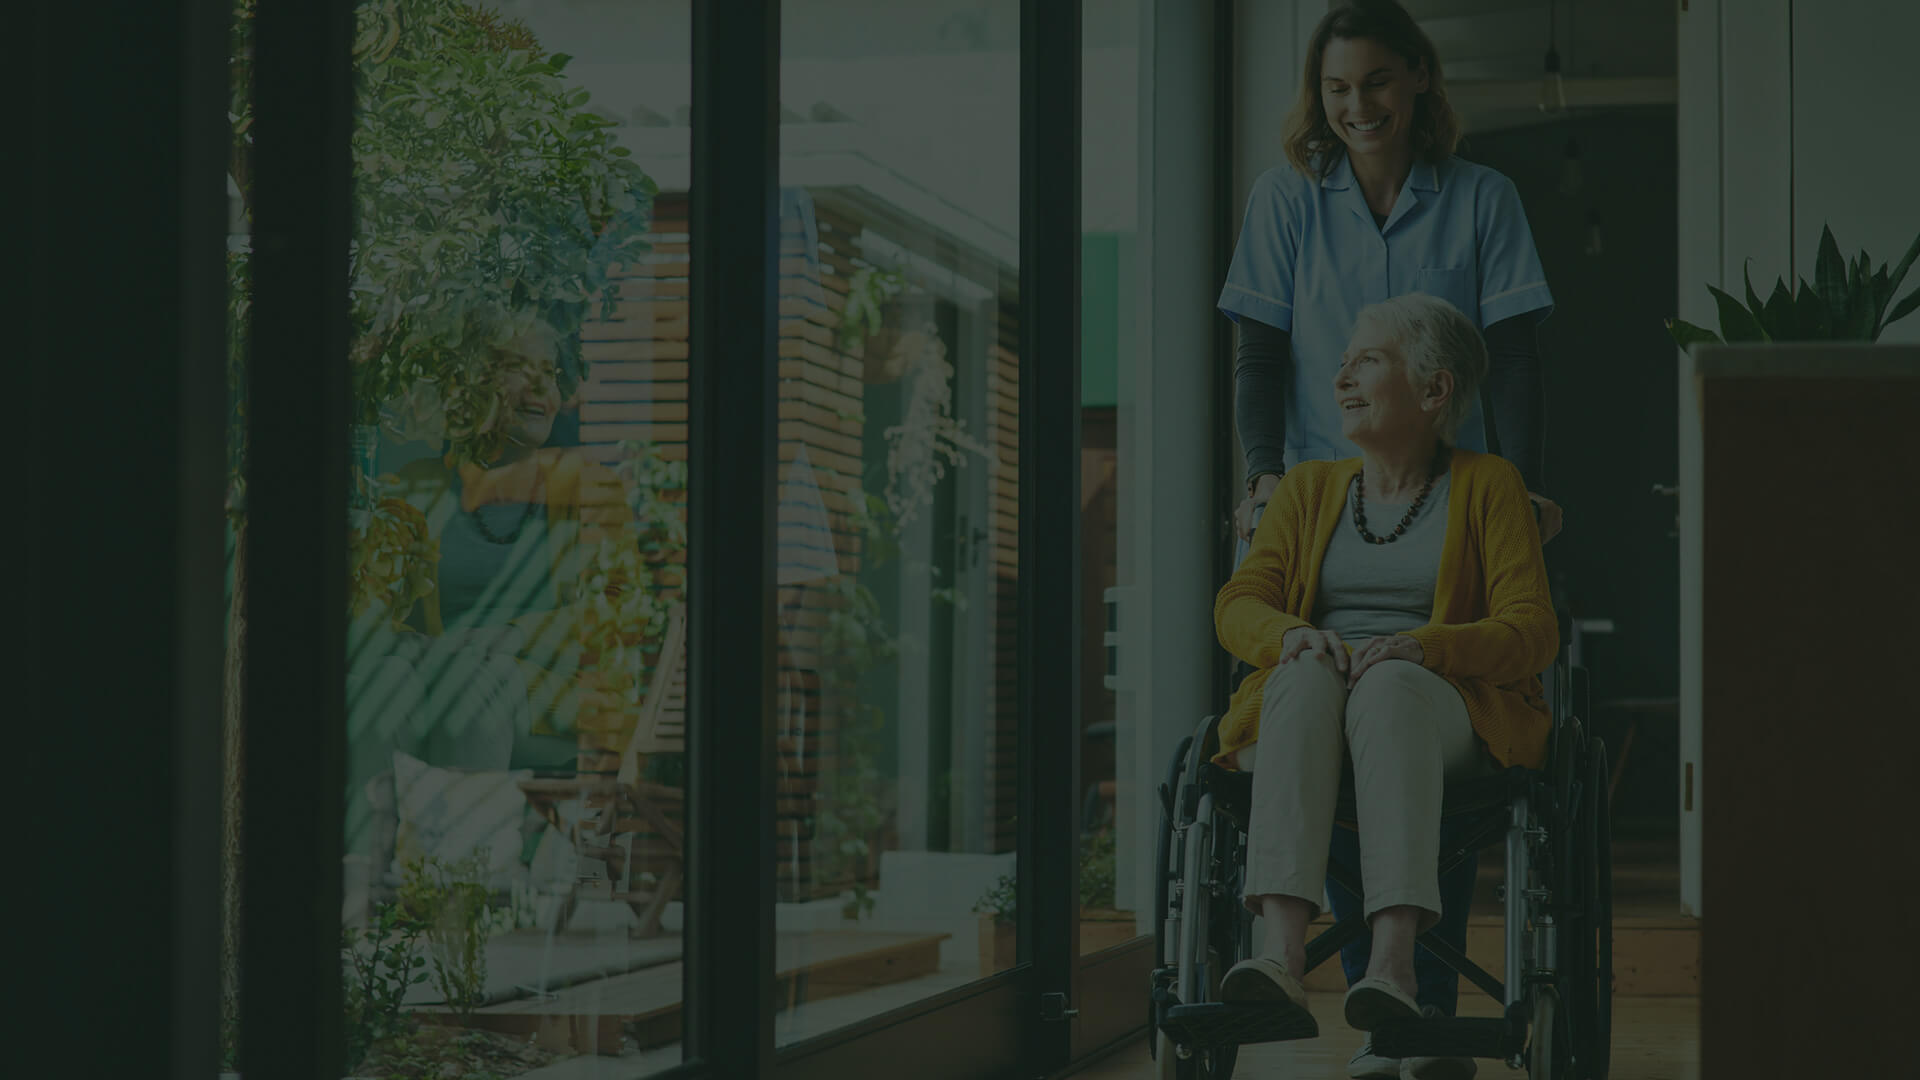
[121,0,1157,1074]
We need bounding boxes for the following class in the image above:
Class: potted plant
[837,267,910,383]
[1667,225,1918,347]
[1075,829,1136,954]
[971,872,1018,975]
[969,830,1135,973]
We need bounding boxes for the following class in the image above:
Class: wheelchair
[1148,609,1612,1079]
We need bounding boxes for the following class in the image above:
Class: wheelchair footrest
[1369,1016,1524,1060]
[1160,1002,1319,1048]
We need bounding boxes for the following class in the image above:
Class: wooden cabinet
[1680,344,1920,1076]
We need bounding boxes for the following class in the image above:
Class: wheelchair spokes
[1152,702,1613,1079]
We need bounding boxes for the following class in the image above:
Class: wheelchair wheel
[1149,731,1242,1080]
[1150,736,1192,1062]
[1529,984,1560,1080]
[1201,833,1248,1078]
[1154,950,1241,1078]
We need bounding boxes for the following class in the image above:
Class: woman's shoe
[1343,976,1421,1031]
[1221,956,1311,1014]
[1347,1038,1400,1079]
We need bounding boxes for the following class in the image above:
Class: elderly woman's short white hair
[1351,293,1490,444]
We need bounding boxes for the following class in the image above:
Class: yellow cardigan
[1213,450,1559,771]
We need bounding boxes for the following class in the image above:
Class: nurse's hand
[1237,473,1283,540]
[1528,492,1564,544]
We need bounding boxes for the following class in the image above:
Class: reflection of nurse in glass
[1217,3,1557,1076]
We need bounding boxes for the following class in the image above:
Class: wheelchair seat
[1198,761,1528,836]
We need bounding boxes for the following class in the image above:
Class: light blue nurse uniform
[1218,152,1554,469]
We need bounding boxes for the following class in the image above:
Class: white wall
[1111,0,1333,930]
[1673,0,1920,917]
[1225,0,1330,497]
[1677,0,1920,337]
[1112,0,1222,927]
[1789,0,1920,345]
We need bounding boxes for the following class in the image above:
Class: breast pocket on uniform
[1415,267,1478,323]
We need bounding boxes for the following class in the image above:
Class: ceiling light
[1558,137,1584,195]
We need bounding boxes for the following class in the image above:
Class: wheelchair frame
[1148,626,1613,1080]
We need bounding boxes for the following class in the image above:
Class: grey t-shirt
[1314,472,1450,643]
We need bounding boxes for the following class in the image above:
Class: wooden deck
[420,929,949,1056]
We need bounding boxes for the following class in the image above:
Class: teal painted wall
[1082,232,1134,409]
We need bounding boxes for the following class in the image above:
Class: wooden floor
[1068,834,1698,1077]
[1071,993,1699,1080]
[514,836,1695,1075]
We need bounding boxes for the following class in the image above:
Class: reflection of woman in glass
[345,319,631,847]
[400,321,583,642]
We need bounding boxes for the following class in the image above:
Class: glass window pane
[775,0,1023,1048]
[327,2,687,1074]
[1079,0,1142,959]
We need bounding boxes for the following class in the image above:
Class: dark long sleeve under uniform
[1234,314,1546,493]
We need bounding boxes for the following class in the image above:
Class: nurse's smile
[1319,35,1429,161]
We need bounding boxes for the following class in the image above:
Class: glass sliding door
[774,0,1025,1041]
[1071,0,1160,1060]
[337,1,694,1072]
[237,1,698,1074]
[228,0,1095,1074]
[764,1,1085,1077]
[1078,0,1141,962]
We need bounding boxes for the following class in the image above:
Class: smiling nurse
[1218,3,1559,1078]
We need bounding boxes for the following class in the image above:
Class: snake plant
[1667,224,1920,347]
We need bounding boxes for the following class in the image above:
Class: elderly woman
[1214,293,1556,1051]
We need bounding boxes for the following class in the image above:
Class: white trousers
[1239,654,1487,932]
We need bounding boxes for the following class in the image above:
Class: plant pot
[1077,908,1139,954]
[860,297,937,384]
[977,913,1016,976]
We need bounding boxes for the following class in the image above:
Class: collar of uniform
[1320,153,1442,192]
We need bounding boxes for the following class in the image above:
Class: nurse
[1218,3,1558,1078]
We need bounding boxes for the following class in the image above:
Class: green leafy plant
[226,0,659,505]
[342,902,429,1070]
[814,701,891,919]
[397,851,498,1025]
[221,4,657,1064]
[971,872,1018,925]
[1667,224,1920,347]
[969,832,1121,924]
[1079,829,1117,911]
[573,438,688,714]
[353,1025,555,1079]
[836,267,907,352]
[810,491,905,920]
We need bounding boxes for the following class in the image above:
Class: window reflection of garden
[224,0,683,1073]
[221,0,1049,1068]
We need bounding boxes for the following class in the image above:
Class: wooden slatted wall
[574,190,1023,901]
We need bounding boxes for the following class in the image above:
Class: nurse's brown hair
[1283,0,1461,179]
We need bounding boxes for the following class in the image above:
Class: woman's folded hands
[1278,626,1426,689]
